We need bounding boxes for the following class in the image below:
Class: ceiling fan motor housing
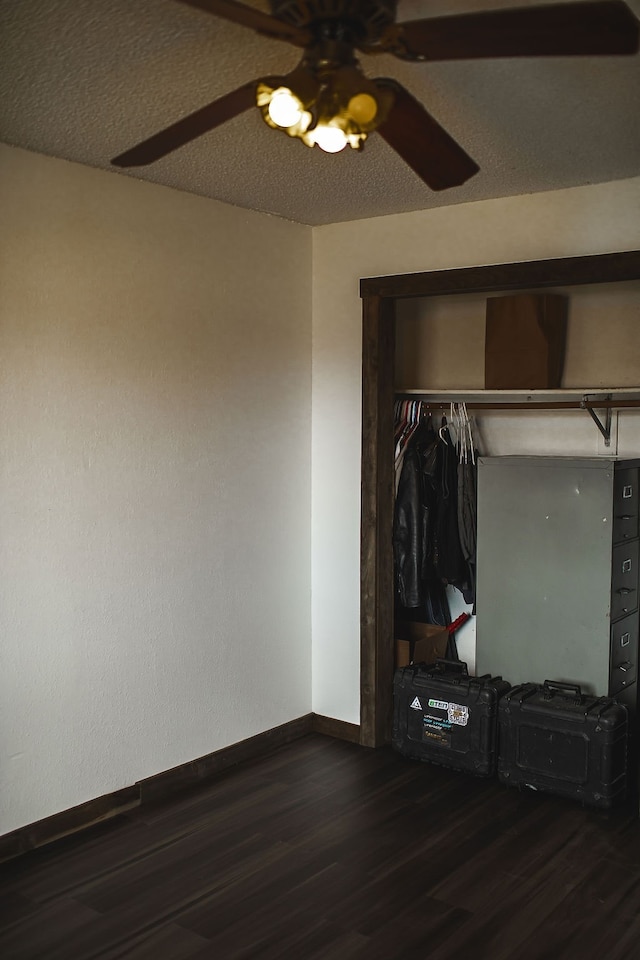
[270,0,397,43]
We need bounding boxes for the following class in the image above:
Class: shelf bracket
[581,396,612,446]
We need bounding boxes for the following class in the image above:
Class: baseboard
[0,786,141,863]
[138,713,314,804]
[0,711,361,863]
[311,714,361,744]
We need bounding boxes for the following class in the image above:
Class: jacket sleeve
[393,446,428,608]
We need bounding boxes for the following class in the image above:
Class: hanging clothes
[432,418,466,586]
[457,461,477,606]
[393,413,438,609]
[394,400,422,494]
[453,403,479,608]
[393,402,480,621]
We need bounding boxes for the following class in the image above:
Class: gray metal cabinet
[476,456,640,713]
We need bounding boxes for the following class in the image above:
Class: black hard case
[392,660,510,777]
[498,681,628,808]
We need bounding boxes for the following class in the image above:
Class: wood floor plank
[0,896,102,960]
[0,890,36,928]
[0,816,149,903]
[190,911,369,960]
[174,845,338,935]
[92,923,212,960]
[344,898,472,960]
[508,856,640,960]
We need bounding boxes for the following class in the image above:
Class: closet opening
[359,250,640,749]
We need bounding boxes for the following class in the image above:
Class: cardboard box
[395,621,449,669]
[485,293,567,389]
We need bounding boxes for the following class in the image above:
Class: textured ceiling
[1,0,639,225]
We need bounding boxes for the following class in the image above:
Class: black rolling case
[392,659,510,777]
[498,681,628,808]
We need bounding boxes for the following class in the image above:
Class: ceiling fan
[111,0,639,191]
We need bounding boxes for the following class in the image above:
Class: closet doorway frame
[359,249,640,748]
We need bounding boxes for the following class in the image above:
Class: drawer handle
[623,486,634,499]
[622,559,633,574]
[618,661,633,672]
[621,633,631,647]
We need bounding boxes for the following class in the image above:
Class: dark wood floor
[2,734,640,960]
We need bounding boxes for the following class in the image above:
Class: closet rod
[395,395,640,445]
[394,398,640,411]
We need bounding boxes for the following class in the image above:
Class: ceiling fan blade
[375,80,479,191]
[384,1,639,61]
[111,81,259,167]
[176,0,311,46]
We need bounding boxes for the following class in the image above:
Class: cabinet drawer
[613,468,639,544]
[609,611,638,696]
[612,678,636,715]
[611,610,639,666]
[611,541,639,621]
[610,665,635,697]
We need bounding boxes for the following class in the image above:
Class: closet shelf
[396,388,640,408]
[394,389,640,447]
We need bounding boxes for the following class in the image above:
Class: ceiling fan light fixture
[257,53,396,154]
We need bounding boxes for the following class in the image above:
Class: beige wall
[0,145,313,834]
[311,177,640,722]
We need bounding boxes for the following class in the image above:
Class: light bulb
[268,89,303,129]
[312,124,348,154]
[348,93,378,126]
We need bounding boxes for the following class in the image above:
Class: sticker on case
[448,702,469,726]
[428,698,449,711]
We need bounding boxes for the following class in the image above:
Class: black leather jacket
[394,421,467,608]
[393,422,438,608]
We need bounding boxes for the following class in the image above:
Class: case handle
[542,679,583,702]
[433,658,469,674]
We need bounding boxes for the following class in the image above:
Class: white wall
[0,145,313,834]
[312,177,640,723]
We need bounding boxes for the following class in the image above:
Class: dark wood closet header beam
[360,250,640,300]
